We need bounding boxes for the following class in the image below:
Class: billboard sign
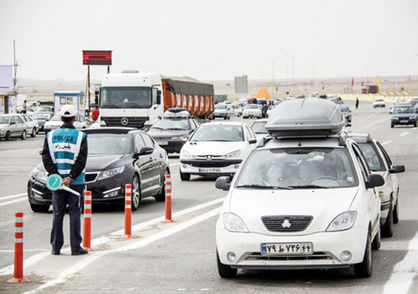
[234,75,248,95]
[0,65,14,93]
[82,50,112,65]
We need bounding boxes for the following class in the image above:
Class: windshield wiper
[288,184,329,189]
[236,184,293,190]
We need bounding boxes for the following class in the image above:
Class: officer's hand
[62,177,72,187]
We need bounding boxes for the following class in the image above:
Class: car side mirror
[249,138,257,144]
[137,147,153,156]
[390,165,405,174]
[365,173,385,189]
[215,176,231,191]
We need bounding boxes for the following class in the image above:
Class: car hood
[227,187,359,234]
[148,129,189,139]
[182,141,247,157]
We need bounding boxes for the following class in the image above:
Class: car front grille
[101,116,149,128]
[261,215,313,232]
[244,251,333,261]
[180,159,242,168]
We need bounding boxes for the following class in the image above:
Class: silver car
[20,114,39,137]
[0,114,27,140]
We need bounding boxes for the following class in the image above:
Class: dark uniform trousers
[50,185,84,253]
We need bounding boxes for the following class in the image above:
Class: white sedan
[179,121,257,181]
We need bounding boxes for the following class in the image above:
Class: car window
[15,116,24,124]
[150,119,190,130]
[245,126,256,141]
[0,116,9,124]
[235,147,358,189]
[87,134,133,155]
[357,143,386,172]
[135,133,145,150]
[9,116,16,124]
[190,125,244,142]
[352,144,371,181]
[251,121,267,134]
[141,133,155,148]
[21,115,28,122]
[393,106,413,114]
[375,141,393,167]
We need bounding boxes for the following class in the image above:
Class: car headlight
[171,136,188,141]
[180,150,192,159]
[223,213,249,233]
[410,116,415,120]
[97,166,125,181]
[31,167,47,183]
[225,150,241,158]
[326,211,357,232]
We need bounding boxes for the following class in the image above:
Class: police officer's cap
[61,105,76,118]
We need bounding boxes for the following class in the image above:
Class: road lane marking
[0,197,225,275]
[0,193,26,200]
[383,232,418,294]
[400,132,408,137]
[382,140,392,146]
[0,197,27,207]
[23,207,221,294]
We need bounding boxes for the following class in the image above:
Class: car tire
[30,203,50,213]
[217,250,237,279]
[131,175,141,211]
[413,122,417,128]
[31,128,37,137]
[154,169,168,202]
[382,202,394,237]
[180,169,190,181]
[372,226,381,250]
[354,229,373,278]
[21,130,26,140]
[5,131,10,141]
[393,197,399,224]
[391,124,394,128]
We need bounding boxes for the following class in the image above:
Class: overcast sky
[1,0,418,82]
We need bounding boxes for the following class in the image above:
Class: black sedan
[27,127,169,212]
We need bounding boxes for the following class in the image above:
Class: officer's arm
[41,137,58,175]
[69,134,88,181]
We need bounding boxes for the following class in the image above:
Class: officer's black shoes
[51,250,60,255]
[71,248,88,256]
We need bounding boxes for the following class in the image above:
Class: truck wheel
[217,250,237,279]
[354,229,373,278]
[21,130,26,140]
[382,203,394,237]
[30,203,50,213]
[5,131,10,141]
[180,170,190,181]
[31,128,37,137]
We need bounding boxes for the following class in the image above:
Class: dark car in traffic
[391,104,416,128]
[27,128,169,212]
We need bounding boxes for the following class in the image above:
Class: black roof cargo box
[265,98,345,137]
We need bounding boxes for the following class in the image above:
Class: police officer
[41,105,88,256]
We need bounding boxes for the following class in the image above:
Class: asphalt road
[0,101,417,294]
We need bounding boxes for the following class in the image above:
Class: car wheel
[30,203,50,213]
[21,130,26,140]
[354,229,373,278]
[217,250,237,279]
[5,131,10,141]
[382,202,394,237]
[414,122,417,128]
[180,169,190,181]
[391,124,394,128]
[372,226,381,250]
[223,117,227,120]
[131,175,141,211]
[154,169,168,202]
[393,197,399,224]
[31,128,37,137]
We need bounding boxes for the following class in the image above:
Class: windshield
[247,104,258,109]
[32,113,51,120]
[50,114,61,121]
[394,106,413,114]
[340,105,349,112]
[358,143,385,172]
[191,125,243,142]
[0,116,10,124]
[215,104,227,109]
[88,134,132,155]
[151,119,190,130]
[36,106,52,112]
[251,121,267,134]
[100,87,152,109]
[236,147,358,189]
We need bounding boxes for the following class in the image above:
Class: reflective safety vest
[47,127,86,185]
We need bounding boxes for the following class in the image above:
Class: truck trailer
[99,71,214,128]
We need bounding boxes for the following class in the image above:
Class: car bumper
[216,225,368,269]
[392,119,416,125]
[156,140,186,153]
[180,159,242,175]
[213,113,229,118]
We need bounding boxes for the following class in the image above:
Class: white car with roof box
[215,98,384,279]
[349,133,404,237]
[179,121,257,181]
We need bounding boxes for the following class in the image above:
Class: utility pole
[13,40,18,93]
[87,65,91,112]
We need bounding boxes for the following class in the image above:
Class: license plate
[198,167,221,173]
[400,120,408,123]
[157,141,168,146]
[261,242,313,256]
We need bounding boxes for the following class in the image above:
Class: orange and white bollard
[124,184,133,238]
[7,212,29,283]
[82,190,92,250]
[165,173,173,222]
